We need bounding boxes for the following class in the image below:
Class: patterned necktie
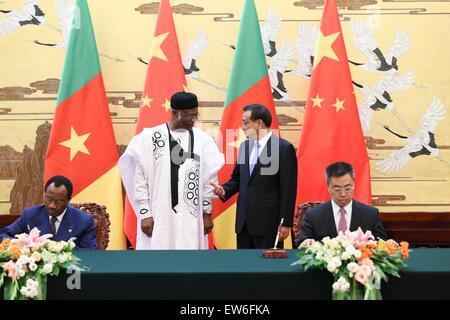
[249,141,260,175]
[338,207,347,233]
[50,216,58,236]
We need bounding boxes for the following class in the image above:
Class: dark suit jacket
[222,134,298,236]
[0,205,97,249]
[297,200,388,247]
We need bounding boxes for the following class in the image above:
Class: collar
[49,207,67,223]
[331,199,352,214]
[253,130,272,150]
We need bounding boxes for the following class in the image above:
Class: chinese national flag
[296,0,371,205]
[123,0,186,248]
[211,0,289,249]
[44,0,126,249]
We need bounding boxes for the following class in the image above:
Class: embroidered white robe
[119,124,224,249]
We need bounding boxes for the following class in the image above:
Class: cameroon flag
[211,0,293,249]
[44,0,126,249]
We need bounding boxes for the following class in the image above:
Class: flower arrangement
[0,228,86,300]
[292,228,409,300]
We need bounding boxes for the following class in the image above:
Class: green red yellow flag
[211,0,292,249]
[44,0,126,249]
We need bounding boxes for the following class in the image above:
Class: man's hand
[141,217,154,237]
[279,226,290,242]
[209,182,225,198]
[203,213,214,234]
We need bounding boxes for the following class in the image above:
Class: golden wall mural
[0,0,449,216]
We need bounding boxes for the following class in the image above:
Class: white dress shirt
[249,131,272,161]
[331,199,352,233]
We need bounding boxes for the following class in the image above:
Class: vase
[35,274,47,300]
[364,287,382,300]
[3,278,18,300]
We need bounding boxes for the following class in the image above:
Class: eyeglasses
[179,111,200,120]
[44,195,68,206]
[330,185,354,193]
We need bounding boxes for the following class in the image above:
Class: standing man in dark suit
[297,162,387,247]
[0,176,97,249]
[211,104,297,249]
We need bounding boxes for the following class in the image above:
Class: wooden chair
[0,203,111,249]
[292,201,321,248]
[70,202,111,250]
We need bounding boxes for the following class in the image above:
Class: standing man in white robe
[119,92,224,249]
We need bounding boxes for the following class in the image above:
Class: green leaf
[51,265,60,276]
[383,269,400,278]
[4,278,18,300]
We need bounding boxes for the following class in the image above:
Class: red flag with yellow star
[124,0,187,248]
[44,0,126,249]
[296,0,371,205]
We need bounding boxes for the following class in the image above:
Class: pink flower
[355,270,369,285]
[360,258,374,267]
[358,259,374,277]
[12,227,52,249]
[337,231,352,244]
[358,228,374,241]
[2,260,19,279]
[337,228,374,246]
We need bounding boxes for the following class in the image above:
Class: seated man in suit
[0,175,97,249]
[297,162,387,247]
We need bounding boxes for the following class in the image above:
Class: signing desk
[43,249,450,300]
